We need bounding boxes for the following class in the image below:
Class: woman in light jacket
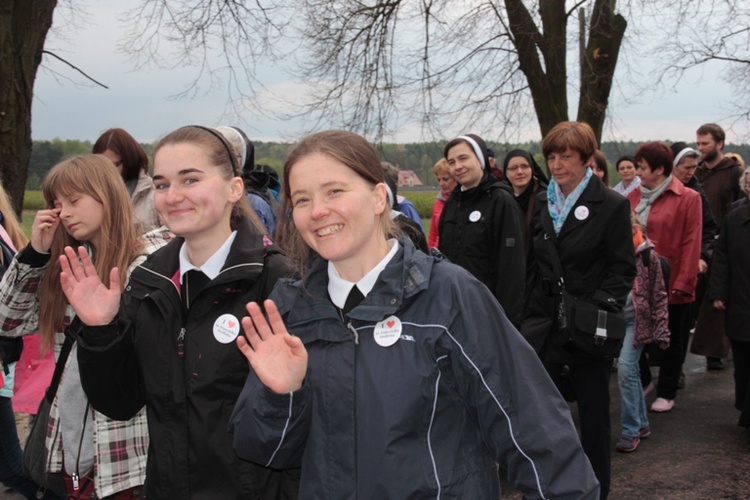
[93,128,160,233]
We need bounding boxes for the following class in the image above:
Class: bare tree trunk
[0,0,57,216]
[577,0,626,141]
[505,0,569,139]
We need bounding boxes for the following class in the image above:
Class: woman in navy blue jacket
[230,130,600,499]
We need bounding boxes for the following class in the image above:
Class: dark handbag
[559,288,625,360]
[547,238,626,361]
[23,335,74,496]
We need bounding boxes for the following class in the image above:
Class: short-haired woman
[628,141,703,413]
[523,121,635,499]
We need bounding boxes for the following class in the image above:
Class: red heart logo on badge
[387,320,395,328]
[228,321,236,328]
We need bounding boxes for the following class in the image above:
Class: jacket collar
[539,175,606,241]
[698,156,737,173]
[664,176,686,196]
[277,239,434,328]
[133,217,266,289]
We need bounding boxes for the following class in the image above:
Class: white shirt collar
[179,231,238,283]
[327,239,399,310]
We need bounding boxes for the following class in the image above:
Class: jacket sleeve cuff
[17,244,51,267]
[671,280,693,295]
[259,381,310,416]
[77,321,121,350]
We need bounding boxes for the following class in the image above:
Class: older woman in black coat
[523,122,635,500]
[709,178,750,427]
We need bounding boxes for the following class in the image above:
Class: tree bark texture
[0,0,57,216]
[577,0,626,141]
[505,0,625,143]
[505,0,569,139]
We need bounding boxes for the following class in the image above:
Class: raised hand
[30,208,61,253]
[59,246,121,326]
[237,300,308,394]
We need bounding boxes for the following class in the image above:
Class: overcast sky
[30,1,748,147]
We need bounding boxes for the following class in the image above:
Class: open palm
[59,246,121,326]
[237,300,308,394]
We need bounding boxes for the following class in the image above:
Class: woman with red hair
[628,141,702,413]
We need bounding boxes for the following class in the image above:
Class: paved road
[502,351,750,499]
[5,352,748,499]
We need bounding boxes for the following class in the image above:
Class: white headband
[673,147,698,167]
[458,135,485,169]
[384,183,395,208]
[215,126,247,171]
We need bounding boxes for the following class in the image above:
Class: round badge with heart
[373,315,402,347]
[213,313,241,344]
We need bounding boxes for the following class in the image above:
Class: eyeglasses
[506,164,531,172]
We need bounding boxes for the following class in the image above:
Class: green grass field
[20,191,45,237]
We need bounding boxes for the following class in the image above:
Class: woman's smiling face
[289,152,389,280]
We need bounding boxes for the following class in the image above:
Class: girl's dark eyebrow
[153,168,205,181]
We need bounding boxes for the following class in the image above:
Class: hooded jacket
[684,176,718,262]
[632,240,670,347]
[438,172,526,326]
[696,156,743,230]
[76,218,298,499]
[231,241,600,499]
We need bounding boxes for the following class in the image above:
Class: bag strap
[45,335,75,403]
[545,234,564,292]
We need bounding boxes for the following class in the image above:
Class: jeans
[617,317,649,438]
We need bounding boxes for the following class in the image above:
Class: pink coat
[0,225,55,413]
[629,177,702,305]
[11,334,54,413]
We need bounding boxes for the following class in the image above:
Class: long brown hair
[92,128,149,182]
[39,155,141,351]
[0,182,28,251]
[153,126,265,235]
[277,130,393,275]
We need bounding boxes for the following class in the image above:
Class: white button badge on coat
[213,314,241,344]
[373,316,402,347]
[574,206,590,221]
[469,210,482,222]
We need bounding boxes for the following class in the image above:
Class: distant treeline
[27,138,750,190]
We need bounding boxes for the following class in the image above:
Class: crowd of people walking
[0,121,746,499]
